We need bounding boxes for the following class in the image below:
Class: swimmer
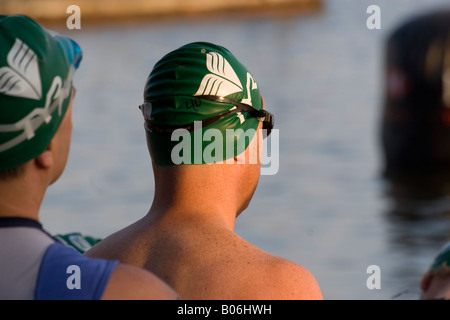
[0,15,179,300]
[86,42,323,300]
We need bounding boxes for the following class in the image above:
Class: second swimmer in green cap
[0,14,178,300]
[86,42,323,299]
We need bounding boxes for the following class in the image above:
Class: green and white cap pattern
[0,15,82,171]
[143,42,263,166]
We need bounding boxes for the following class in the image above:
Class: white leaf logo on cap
[0,38,42,100]
[194,52,243,97]
[0,37,74,153]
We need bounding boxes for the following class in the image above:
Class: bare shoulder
[238,248,323,300]
[230,234,323,300]
[101,263,180,300]
[265,257,323,300]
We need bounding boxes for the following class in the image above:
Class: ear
[233,122,263,165]
[35,141,54,169]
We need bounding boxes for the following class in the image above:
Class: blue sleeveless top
[35,242,118,300]
[0,217,119,300]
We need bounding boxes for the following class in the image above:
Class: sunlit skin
[86,118,323,300]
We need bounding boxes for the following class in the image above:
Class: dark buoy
[381,10,450,178]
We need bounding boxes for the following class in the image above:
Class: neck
[0,165,48,221]
[147,164,244,231]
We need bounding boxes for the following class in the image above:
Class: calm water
[40,0,450,299]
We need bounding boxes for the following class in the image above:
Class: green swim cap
[142,42,264,166]
[0,15,82,171]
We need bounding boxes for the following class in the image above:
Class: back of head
[140,42,271,167]
[0,15,82,173]
[381,10,450,176]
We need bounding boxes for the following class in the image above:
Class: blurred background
[4,0,450,299]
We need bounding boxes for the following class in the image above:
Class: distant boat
[0,0,322,22]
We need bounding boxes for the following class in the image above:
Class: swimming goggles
[139,95,274,137]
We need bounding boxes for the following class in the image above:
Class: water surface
[41,0,450,299]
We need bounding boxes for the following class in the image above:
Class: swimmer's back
[86,217,323,300]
